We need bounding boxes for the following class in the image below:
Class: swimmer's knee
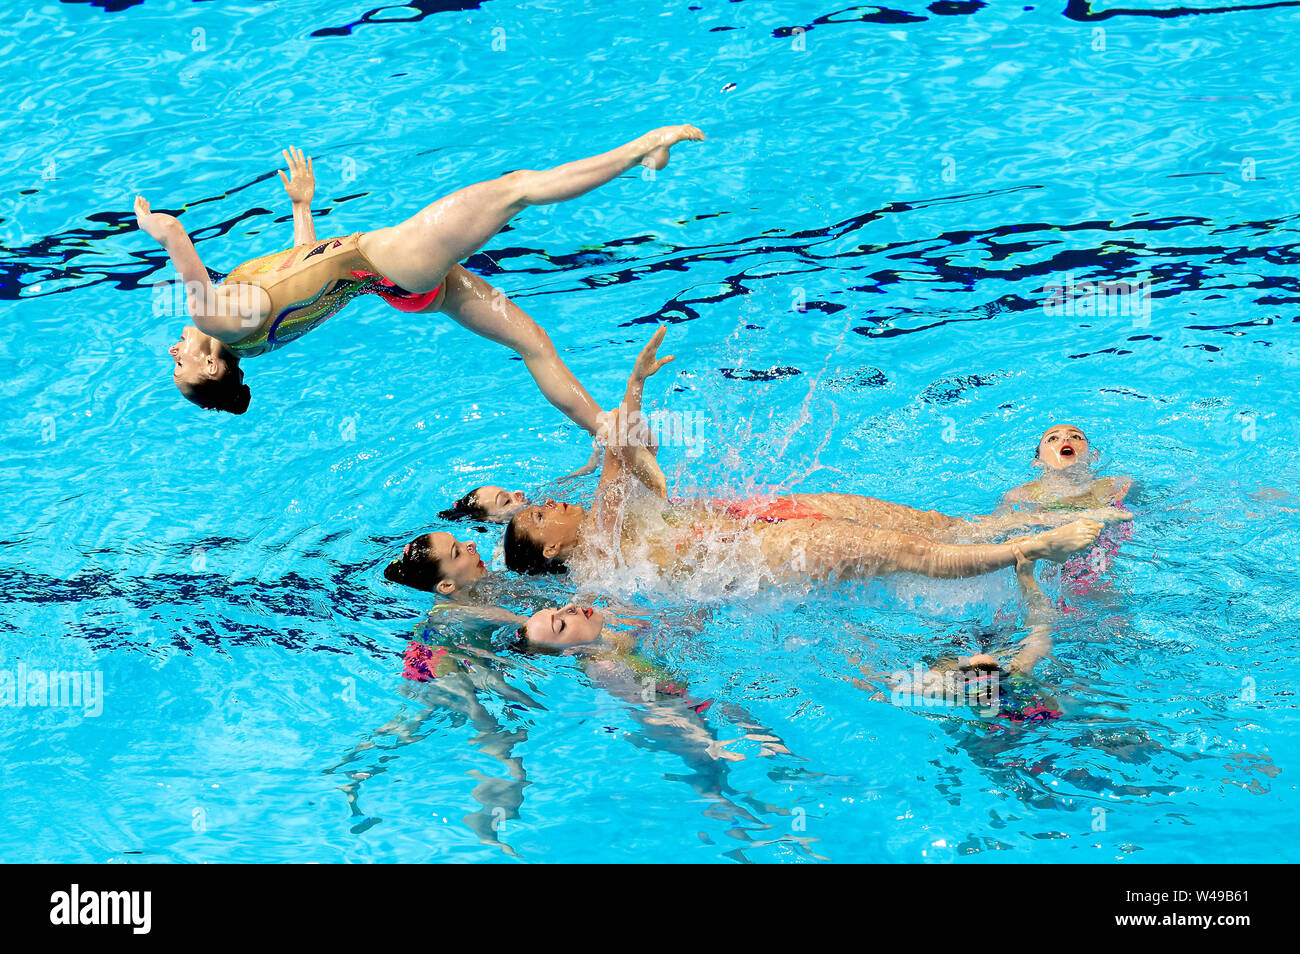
[931,510,963,528]
[501,169,540,206]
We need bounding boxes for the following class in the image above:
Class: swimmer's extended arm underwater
[1005,549,1057,675]
[428,602,528,628]
[277,146,317,247]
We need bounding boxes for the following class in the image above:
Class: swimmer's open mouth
[582,607,594,619]
[1060,446,1076,457]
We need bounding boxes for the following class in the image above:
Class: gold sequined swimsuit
[224,233,443,358]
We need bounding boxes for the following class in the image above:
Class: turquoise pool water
[2,0,1297,863]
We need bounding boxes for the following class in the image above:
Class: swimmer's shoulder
[999,480,1042,509]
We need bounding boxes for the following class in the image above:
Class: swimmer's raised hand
[595,404,655,449]
[632,325,674,382]
[277,146,315,204]
[133,195,179,244]
[613,327,673,499]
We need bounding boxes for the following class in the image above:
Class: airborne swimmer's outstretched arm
[277,146,317,247]
[133,196,235,340]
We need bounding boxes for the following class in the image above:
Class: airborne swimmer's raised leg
[358,125,705,294]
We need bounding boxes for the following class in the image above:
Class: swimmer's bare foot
[1081,506,1132,524]
[1020,518,1103,563]
[640,124,706,171]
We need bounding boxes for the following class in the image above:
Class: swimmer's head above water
[504,499,585,574]
[1033,424,1094,470]
[517,603,606,649]
[384,530,488,594]
[169,326,250,415]
[440,486,530,523]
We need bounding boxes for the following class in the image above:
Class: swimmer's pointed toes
[1075,518,1103,545]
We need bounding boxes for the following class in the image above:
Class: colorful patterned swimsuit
[1061,482,1134,600]
[224,233,443,358]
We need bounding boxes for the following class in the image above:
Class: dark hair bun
[228,384,251,415]
[439,491,481,522]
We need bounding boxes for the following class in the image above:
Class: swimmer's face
[1036,424,1089,470]
[471,485,529,522]
[516,499,586,558]
[169,325,238,393]
[523,604,605,648]
[394,531,486,594]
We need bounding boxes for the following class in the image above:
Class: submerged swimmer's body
[844,550,1067,725]
[502,328,1118,589]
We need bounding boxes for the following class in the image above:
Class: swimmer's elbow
[191,310,243,344]
[513,321,556,361]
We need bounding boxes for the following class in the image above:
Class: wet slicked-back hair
[504,515,568,575]
[383,550,451,592]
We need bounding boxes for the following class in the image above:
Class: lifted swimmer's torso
[212,234,445,358]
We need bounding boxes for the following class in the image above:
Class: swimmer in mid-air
[999,424,1133,512]
[501,328,1117,586]
[134,125,702,457]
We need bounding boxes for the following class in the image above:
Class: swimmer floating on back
[997,423,1137,598]
[384,485,1125,597]
[502,328,1119,588]
[134,126,702,490]
[440,485,532,524]
[389,408,1126,600]
[384,531,490,595]
[408,602,793,765]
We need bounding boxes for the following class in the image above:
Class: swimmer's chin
[1042,454,1092,475]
